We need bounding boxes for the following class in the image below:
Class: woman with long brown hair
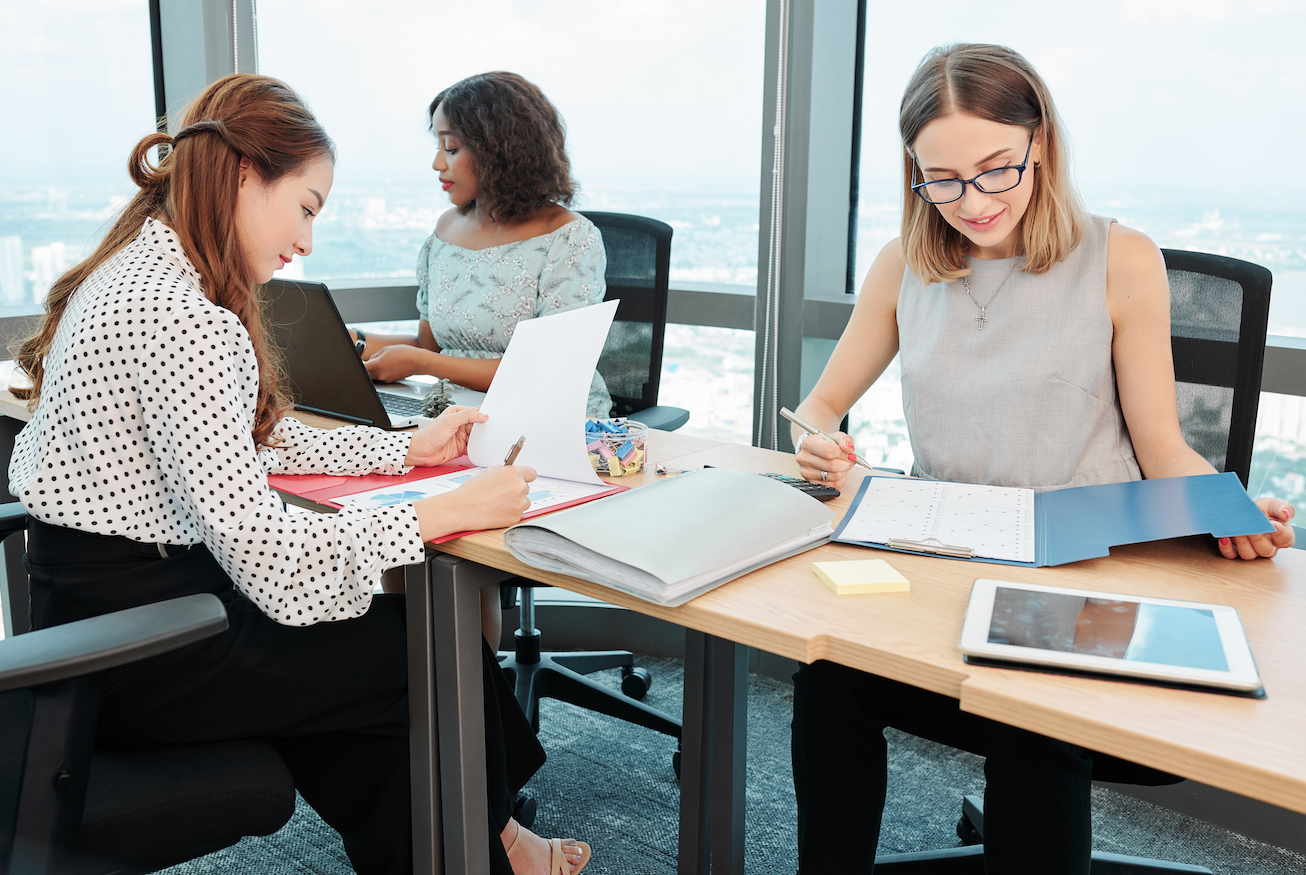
[787,44,1293,874]
[9,73,590,875]
[351,71,611,420]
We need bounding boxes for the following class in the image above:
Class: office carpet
[161,655,1306,875]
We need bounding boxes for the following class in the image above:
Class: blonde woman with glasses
[788,43,1293,874]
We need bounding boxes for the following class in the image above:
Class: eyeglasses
[910,134,1034,205]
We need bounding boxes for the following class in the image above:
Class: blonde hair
[14,74,334,447]
[898,44,1084,285]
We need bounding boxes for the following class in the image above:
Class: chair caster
[621,665,652,699]
[672,749,682,780]
[956,812,981,845]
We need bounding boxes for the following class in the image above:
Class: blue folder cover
[832,472,1274,567]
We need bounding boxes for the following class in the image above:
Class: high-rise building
[31,241,67,305]
[0,236,23,305]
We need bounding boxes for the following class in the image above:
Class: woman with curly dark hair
[353,72,612,421]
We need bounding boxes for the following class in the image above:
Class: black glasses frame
[910,134,1035,205]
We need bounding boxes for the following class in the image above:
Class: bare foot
[501,817,590,874]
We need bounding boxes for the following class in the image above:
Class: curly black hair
[429,72,578,225]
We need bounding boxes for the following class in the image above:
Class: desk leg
[679,631,748,875]
[427,552,515,875]
[710,637,747,875]
[406,556,441,875]
[679,630,712,875]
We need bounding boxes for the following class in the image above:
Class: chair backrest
[581,211,673,418]
[1164,249,1272,487]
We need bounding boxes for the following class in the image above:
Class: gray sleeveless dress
[896,214,1141,491]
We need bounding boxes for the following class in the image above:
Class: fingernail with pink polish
[1219,538,1230,547]
[847,453,856,461]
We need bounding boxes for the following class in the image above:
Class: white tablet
[960,579,1263,695]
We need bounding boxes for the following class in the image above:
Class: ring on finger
[820,470,828,481]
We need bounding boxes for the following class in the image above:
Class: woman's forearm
[404,349,501,392]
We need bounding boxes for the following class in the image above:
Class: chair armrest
[0,502,28,538]
[0,593,227,692]
[627,406,691,432]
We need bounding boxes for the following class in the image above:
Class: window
[0,1,154,317]
[255,0,764,288]
[256,0,764,442]
[846,2,1306,490]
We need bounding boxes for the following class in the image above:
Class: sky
[853,0,1306,204]
[3,0,1304,204]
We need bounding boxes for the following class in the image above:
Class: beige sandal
[547,837,591,875]
[505,821,592,875]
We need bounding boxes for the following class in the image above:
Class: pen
[778,407,876,471]
[504,436,525,466]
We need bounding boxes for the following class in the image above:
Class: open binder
[832,472,1274,567]
[504,468,836,606]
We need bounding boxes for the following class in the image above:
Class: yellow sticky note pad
[812,559,910,595]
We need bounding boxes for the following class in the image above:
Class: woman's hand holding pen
[405,407,538,538]
[413,466,537,540]
[796,430,859,490]
[1217,497,1297,560]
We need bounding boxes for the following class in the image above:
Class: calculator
[762,472,840,501]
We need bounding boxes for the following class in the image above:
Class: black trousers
[26,519,545,875]
[791,659,1095,875]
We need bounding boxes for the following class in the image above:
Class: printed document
[838,479,1036,563]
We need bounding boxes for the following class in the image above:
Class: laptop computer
[262,278,437,429]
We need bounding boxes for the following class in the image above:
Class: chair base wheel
[956,812,981,845]
[621,665,652,699]
[672,748,681,780]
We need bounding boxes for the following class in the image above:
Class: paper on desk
[467,300,618,485]
[336,467,613,514]
[838,478,1036,563]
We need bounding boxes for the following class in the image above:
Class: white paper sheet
[336,468,613,514]
[839,479,1036,563]
[466,300,618,485]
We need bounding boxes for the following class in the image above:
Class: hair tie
[172,119,232,146]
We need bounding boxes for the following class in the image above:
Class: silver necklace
[961,261,1018,330]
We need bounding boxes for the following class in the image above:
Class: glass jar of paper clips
[585,418,648,477]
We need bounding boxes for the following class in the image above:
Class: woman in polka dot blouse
[8,74,590,875]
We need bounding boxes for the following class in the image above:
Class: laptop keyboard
[378,392,426,417]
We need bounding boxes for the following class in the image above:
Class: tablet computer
[959,579,1263,695]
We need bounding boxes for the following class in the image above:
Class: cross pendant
[975,309,988,330]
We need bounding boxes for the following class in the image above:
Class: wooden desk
[428,440,1306,873]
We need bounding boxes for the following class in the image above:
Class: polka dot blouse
[8,219,425,626]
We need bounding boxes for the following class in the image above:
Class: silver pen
[779,407,876,471]
[503,436,525,466]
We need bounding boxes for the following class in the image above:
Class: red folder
[268,456,627,543]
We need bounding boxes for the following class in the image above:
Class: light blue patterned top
[415,215,613,418]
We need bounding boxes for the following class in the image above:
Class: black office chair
[586,210,690,431]
[874,251,1271,874]
[0,505,297,875]
[496,212,688,772]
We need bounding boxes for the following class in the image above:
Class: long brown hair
[898,44,1084,285]
[428,72,577,225]
[14,74,334,446]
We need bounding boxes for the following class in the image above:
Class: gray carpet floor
[162,655,1306,874]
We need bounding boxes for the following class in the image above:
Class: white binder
[503,468,835,607]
